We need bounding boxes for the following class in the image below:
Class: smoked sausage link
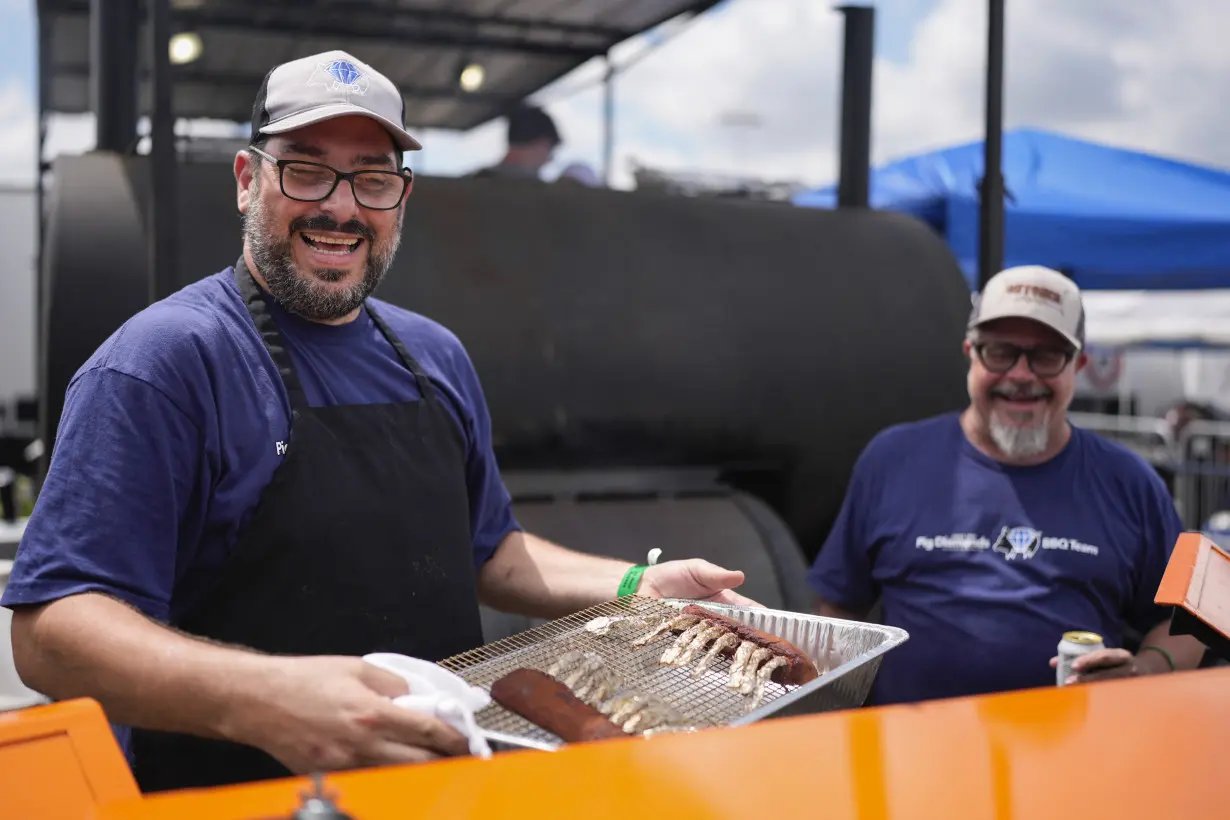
[490,668,629,743]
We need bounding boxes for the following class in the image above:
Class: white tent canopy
[1083,289,1230,349]
[1077,289,1230,416]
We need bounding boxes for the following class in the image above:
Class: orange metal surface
[0,698,139,820]
[1156,531,1230,638]
[1155,531,1205,606]
[92,667,1230,820]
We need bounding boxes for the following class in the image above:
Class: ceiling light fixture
[169,32,203,65]
[458,63,485,92]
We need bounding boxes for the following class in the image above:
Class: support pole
[148,0,178,303]
[978,0,1006,288]
[35,9,50,407]
[602,56,615,186]
[836,5,875,209]
[90,0,139,153]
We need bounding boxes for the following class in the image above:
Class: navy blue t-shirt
[807,412,1181,706]
[3,266,520,627]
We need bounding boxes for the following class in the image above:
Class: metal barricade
[1175,420,1230,531]
[1068,412,1176,469]
[1068,412,1192,523]
[1070,413,1230,531]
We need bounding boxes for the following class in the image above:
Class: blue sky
[689,0,941,65]
[1,1,35,94]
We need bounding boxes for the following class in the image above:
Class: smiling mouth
[300,232,363,256]
[992,394,1050,410]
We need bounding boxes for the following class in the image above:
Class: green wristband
[618,565,647,598]
[1139,644,1177,672]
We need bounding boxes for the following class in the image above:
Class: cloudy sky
[0,0,1227,190]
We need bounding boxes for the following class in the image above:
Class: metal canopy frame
[55,0,628,58]
[36,0,722,130]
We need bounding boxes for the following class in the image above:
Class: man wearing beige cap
[807,265,1204,706]
[1,51,755,791]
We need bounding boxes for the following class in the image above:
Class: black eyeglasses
[972,341,1076,378]
[250,147,411,211]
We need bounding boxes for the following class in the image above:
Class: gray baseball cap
[968,265,1086,350]
[250,50,422,152]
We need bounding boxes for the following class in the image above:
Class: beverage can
[1056,630,1104,686]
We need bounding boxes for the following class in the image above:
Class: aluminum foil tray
[436,595,908,751]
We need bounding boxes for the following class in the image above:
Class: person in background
[556,161,603,188]
[1166,400,1230,520]
[1164,400,1222,441]
[807,265,1205,706]
[471,105,561,181]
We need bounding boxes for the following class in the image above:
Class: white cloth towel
[362,653,494,759]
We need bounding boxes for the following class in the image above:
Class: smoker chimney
[836,5,875,209]
[90,0,140,153]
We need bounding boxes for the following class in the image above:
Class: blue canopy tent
[793,128,1230,292]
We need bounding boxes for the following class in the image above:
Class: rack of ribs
[630,604,820,705]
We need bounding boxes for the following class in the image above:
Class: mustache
[990,383,1053,400]
[290,214,375,242]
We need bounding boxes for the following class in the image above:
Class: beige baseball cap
[968,265,1085,350]
[250,50,422,151]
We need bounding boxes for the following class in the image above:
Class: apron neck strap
[365,302,436,400]
[233,257,310,412]
[232,258,437,406]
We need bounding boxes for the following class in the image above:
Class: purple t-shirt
[3,268,521,625]
[807,412,1181,706]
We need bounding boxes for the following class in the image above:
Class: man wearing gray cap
[807,265,1204,706]
[1,50,754,791]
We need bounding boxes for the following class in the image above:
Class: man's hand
[1048,647,1169,685]
[229,656,470,774]
[639,559,762,607]
[478,532,766,618]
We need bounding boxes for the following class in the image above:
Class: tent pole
[148,0,178,303]
[978,0,1005,288]
[602,55,614,186]
[35,9,50,394]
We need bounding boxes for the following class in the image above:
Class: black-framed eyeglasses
[250,147,411,211]
[972,341,1076,378]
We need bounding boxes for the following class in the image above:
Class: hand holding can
[1054,631,1104,686]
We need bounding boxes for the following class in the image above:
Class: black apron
[129,260,485,792]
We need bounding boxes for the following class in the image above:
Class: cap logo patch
[1005,283,1062,305]
[308,60,369,96]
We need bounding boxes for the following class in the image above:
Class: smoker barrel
[39,156,970,575]
[38,153,150,478]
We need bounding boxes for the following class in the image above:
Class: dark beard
[245,192,402,322]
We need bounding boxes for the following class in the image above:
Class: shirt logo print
[993,526,1042,560]
[916,528,1101,559]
